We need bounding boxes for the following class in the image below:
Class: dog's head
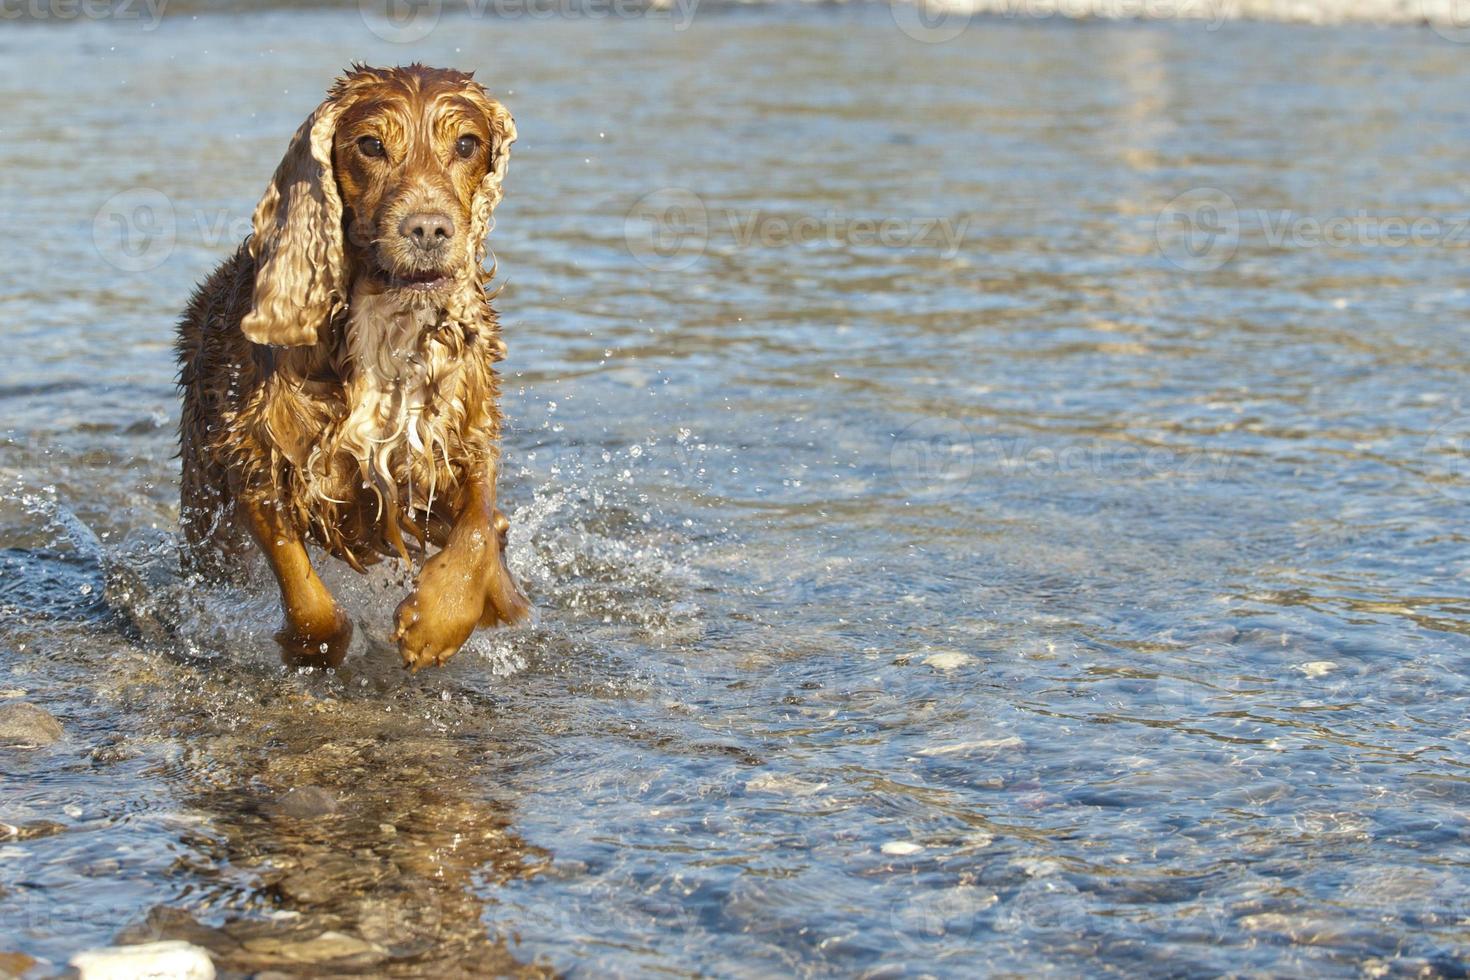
[241,64,516,347]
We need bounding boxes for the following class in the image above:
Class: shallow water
[1,7,1469,977]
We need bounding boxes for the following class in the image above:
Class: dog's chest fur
[333,292,467,503]
[246,288,500,558]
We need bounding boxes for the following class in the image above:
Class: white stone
[71,941,215,980]
[1298,661,1338,678]
[881,841,925,856]
[745,773,828,797]
[921,651,975,671]
[917,736,1023,757]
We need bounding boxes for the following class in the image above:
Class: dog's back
[176,246,257,574]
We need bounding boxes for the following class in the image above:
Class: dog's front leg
[239,491,353,668]
[393,472,530,671]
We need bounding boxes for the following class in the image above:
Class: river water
[0,6,1467,976]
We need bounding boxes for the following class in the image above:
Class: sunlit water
[0,7,1468,976]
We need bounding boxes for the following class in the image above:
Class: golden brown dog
[176,64,529,671]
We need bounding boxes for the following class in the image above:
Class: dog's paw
[393,524,529,670]
[480,512,531,627]
[393,586,480,672]
[479,563,532,628]
[274,606,354,669]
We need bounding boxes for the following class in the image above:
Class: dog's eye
[455,135,480,159]
[357,136,386,159]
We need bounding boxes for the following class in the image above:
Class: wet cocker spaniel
[176,65,529,671]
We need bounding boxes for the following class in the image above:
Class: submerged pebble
[0,702,63,747]
[271,786,339,820]
[0,820,66,841]
[238,931,384,966]
[0,952,36,978]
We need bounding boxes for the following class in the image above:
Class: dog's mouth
[375,268,454,293]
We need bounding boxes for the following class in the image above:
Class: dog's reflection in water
[115,667,549,976]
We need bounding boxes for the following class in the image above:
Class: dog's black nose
[400,212,454,248]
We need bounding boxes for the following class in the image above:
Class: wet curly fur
[177,65,530,670]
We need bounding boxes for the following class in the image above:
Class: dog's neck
[341,273,485,363]
[345,287,446,382]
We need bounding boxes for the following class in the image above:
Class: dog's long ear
[467,93,517,268]
[240,96,348,347]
